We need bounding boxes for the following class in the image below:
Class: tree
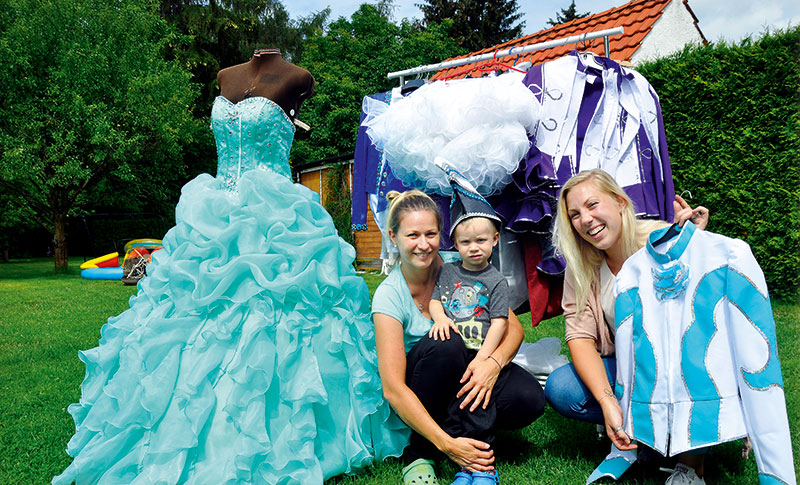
[0,0,202,271]
[293,4,465,164]
[547,1,591,26]
[417,0,525,52]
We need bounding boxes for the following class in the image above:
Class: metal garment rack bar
[388,26,624,84]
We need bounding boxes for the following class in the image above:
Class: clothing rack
[388,26,624,85]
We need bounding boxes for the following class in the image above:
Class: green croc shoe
[402,458,440,485]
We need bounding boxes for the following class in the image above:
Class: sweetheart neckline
[214,95,295,132]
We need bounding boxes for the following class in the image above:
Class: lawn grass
[1,259,797,484]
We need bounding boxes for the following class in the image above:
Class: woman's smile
[391,209,441,270]
[566,180,625,253]
[588,224,605,237]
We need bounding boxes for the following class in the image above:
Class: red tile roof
[430,0,704,81]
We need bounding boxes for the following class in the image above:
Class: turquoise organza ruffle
[54,169,409,484]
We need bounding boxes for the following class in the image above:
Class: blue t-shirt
[371,266,434,353]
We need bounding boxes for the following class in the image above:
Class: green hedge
[637,27,799,300]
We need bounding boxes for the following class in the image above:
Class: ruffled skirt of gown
[54,169,410,484]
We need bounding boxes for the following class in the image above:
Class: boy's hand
[429,318,459,340]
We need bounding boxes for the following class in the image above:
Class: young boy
[428,215,508,365]
[428,212,509,485]
[427,158,511,485]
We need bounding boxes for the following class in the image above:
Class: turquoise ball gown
[53,96,409,484]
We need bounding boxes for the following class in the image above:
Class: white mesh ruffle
[362,72,541,196]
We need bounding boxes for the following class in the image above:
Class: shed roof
[430,0,705,81]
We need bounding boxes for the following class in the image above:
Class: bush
[637,27,800,300]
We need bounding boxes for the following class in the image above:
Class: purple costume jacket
[498,51,676,274]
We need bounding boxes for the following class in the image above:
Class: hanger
[401,78,427,95]
[578,51,603,70]
[293,118,310,131]
[652,222,680,247]
[514,61,532,72]
[650,188,699,245]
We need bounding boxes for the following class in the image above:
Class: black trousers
[404,334,545,462]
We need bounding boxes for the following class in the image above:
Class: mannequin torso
[217,49,315,119]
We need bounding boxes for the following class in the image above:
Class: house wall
[633,0,705,63]
[297,162,383,266]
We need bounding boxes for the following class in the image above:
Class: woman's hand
[442,436,495,473]
[673,194,709,230]
[599,396,637,451]
[457,357,501,412]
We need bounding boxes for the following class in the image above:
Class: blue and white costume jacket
[588,221,794,485]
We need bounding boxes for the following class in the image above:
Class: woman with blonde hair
[544,169,709,483]
[372,189,545,485]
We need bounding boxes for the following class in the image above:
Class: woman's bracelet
[597,393,616,403]
[487,355,502,369]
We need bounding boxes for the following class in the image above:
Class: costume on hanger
[353,88,454,262]
[588,221,794,484]
[499,51,676,279]
[361,72,540,197]
[359,52,676,325]
[511,50,675,228]
[521,238,563,325]
[352,90,407,233]
[54,96,409,485]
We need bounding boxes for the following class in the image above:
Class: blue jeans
[544,357,616,425]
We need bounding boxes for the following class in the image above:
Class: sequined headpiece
[434,157,501,239]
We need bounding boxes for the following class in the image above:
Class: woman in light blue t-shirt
[372,189,545,485]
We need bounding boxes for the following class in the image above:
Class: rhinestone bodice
[211,96,295,188]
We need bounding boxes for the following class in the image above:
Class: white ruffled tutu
[362,72,541,195]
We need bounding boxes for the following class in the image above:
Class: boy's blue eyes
[458,238,487,244]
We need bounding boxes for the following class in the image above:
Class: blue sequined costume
[588,222,794,485]
[54,96,409,485]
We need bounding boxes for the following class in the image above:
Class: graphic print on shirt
[441,281,489,349]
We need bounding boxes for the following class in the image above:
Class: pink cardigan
[562,266,615,357]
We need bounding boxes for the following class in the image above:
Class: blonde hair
[552,169,665,314]
[452,216,498,240]
[385,189,442,269]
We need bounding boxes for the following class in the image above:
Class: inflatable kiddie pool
[80,252,122,280]
[79,239,162,281]
[81,267,124,280]
[122,239,163,266]
[80,252,119,269]
[123,239,163,256]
